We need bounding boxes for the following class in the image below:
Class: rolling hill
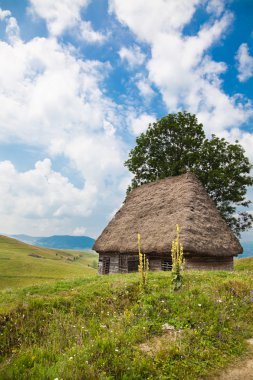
[0,235,98,290]
[11,234,95,250]
[0,257,252,379]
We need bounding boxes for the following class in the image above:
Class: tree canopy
[125,111,253,237]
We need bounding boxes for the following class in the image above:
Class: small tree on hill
[125,112,253,237]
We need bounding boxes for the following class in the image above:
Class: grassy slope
[0,258,253,380]
[0,235,98,290]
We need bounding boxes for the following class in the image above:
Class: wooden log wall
[185,256,234,270]
[98,253,234,274]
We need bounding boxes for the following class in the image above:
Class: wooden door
[102,257,110,274]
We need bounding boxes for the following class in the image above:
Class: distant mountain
[11,235,95,250]
[11,234,39,245]
[241,241,253,258]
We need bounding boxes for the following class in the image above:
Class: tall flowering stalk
[171,224,185,291]
[138,233,149,288]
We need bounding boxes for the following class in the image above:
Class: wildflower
[115,348,119,352]
[217,299,223,303]
[69,357,73,360]
[161,300,165,303]
[198,304,202,307]
[171,224,185,291]
[138,233,149,288]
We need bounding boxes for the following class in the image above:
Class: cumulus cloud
[129,113,156,135]
[136,76,155,101]
[206,0,225,16]
[72,226,87,235]
[0,14,129,235]
[0,159,97,234]
[0,37,112,145]
[109,0,200,41]
[236,43,253,82]
[79,20,106,43]
[119,45,146,68]
[110,0,252,135]
[28,0,106,43]
[0,8,20,44]
[0,8,11,20]
[5,16,20,44]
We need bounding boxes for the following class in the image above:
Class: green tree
[125,111,253,237]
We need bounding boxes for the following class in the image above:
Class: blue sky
[0,0,252,241]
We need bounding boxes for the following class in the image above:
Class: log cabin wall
[98,253,120,274]
[98,252,234,274]
[98,252,173,274]
[185,256,234,270]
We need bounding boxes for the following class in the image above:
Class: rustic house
[93,173,243,274]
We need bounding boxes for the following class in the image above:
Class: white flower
[115,348,119,352]
[198,304,202,307]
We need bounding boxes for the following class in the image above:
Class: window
[161,259,172,271]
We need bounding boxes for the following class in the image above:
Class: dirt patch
[139,328,182,356]
[211,339,253,380]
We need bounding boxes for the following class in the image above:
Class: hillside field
[0,235,98,290]
[0,254,253,380]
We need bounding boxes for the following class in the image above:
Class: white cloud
[136,76,155,101]
[0,159,97,234]
[109,0,200,41]
[0,37,109,144]
[206,0,225,16]
[129,113,156,135]
[0,8,11,20]
[0,16,130,235]
[110,0,252,135]
[5,16,20,44]
[0,8,20,44]
[28,0,89,36]
[72,226,87,235]
[28,0,106,43]
[119,45,146,68]
[79,21,106,43]
[236,43,253,82]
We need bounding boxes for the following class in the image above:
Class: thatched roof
[93,173,243,257]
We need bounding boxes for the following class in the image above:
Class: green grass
[235,256,253,271]
[0,258,253,380]
[0,235,98,290]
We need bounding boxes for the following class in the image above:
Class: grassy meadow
[0,235,98,290]
[0,254,253,379]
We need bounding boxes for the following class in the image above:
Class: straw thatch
[93,173,242,258]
